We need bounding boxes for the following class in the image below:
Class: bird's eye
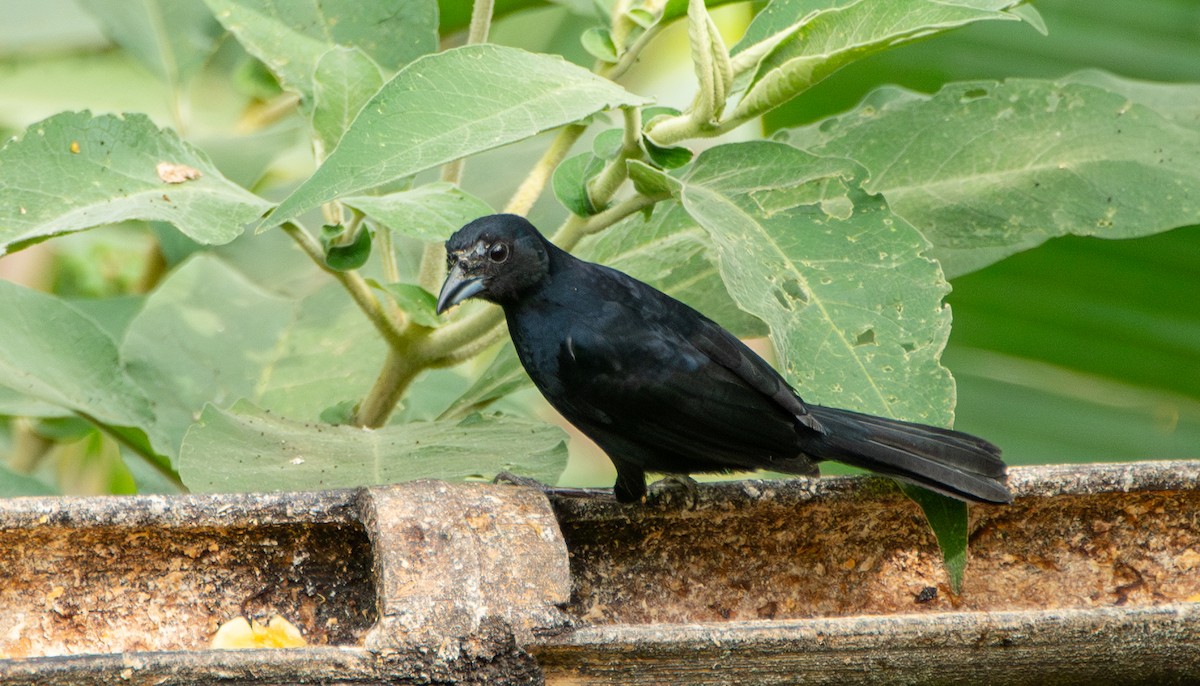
[488,243,509,263]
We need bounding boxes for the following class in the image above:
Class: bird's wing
[551,267,820,471]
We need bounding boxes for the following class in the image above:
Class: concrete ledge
[2,462,1199,684]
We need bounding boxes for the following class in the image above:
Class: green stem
[555,191,666,251]
[351,348,421,428]
[417,241,445,293]
[586,107,642,209]
[504,124,587,215]
[602,24,663,81]
[283,222,409,346]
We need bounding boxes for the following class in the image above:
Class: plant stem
[417,241,445,293]
[282,222,409,346]
[352,348,421,427]
[586,107,641,208]
[603,24,662,81]
[554,191,666,251]
[504,124,587,215]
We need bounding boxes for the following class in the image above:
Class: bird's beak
[436,263,486,314]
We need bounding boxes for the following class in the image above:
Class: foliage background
[0,0,1197,499]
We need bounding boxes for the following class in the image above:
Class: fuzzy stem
[352,348,421,428]
[586,107,642,209]
[504,124,587,215]
[282,222,408,346]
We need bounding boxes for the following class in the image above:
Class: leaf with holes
[782,74,1200,277]
[677,141,955,425]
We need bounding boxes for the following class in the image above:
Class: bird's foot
[646,475,700,510]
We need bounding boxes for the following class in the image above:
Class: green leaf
[204,0,437,96]
[378,283,440,328]
[310,47,385,156]
[785,76,1200,277]
[730,0,1029,124]
[440,344,528,421]
[592,128,624,160]
[320,223,372,271]
[76,0,222,88]
[901,484,968,593]
[0,112,270,256]
[122,256,386,461]
[677,141,955,424]
[642,139,693,170]
[261,44,648,230]
[626,159,678,197]
[0,465,56,497]
[346,183,494,242]
[178,403,568,493]
[553,152,605,216]
[581,27,619,63]
[0,280,156,434]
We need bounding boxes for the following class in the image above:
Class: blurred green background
[1,0,1197,495]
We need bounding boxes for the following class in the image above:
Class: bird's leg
[612,462,647,503]
[646,475,700,510]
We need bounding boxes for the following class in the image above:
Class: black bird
[436,214,1011,505]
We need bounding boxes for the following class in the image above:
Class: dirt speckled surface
[0,522,376,659]
[554,469,1200,625]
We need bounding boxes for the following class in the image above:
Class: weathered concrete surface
[535,460,1200,684]
[2,462,1200,684]
[535,604,1200,685]
[0,482,572,684]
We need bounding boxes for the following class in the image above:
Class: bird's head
[436,214,552,314]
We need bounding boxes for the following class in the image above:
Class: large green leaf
[0,280,156,437]
[677,141,955,424]
[76,0,222,88]
[345,183,495,243]
[784,75,1200,277]
[262,44,648,230]
[204,0,437,95]
[727,0,1028,126]
[310,47,385,155]
[122,255,385,462]
[179,403,568,493]
[0,111,270,256]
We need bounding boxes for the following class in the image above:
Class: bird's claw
[646,475,700,510]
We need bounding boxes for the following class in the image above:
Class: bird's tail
[806,405,1011,504]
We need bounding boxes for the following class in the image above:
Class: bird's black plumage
[437,214,1011,505]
